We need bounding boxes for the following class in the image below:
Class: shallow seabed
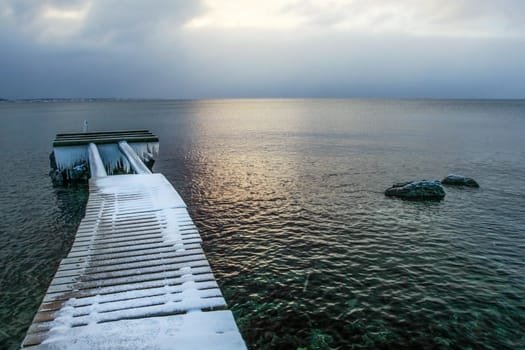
[0,99,524,349]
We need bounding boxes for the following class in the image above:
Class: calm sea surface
[0,99,524,349]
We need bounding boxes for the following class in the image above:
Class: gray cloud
[1,0,524,99]
[0,0,203,98]
[79,1,202,45]
[283,0,525,37]
[175,30,525,99]
[0,0,201,46]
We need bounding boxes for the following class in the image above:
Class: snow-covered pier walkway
[22,133,246,349]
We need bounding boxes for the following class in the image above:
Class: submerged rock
[385,180,446,200]
[441,174,479,188]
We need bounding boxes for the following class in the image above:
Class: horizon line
[2,97,525,102]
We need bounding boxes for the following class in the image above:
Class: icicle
[52,140,158,177]
[97,144,131,175]
[129,142,159,161]
[53,146,89,171]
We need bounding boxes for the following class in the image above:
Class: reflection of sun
[184,0,304,30]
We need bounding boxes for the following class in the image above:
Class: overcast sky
[1,0,524,99]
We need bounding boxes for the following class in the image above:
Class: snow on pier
[22,133,246,349]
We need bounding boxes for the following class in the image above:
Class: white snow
[41,311,245,350]
[92,174,187,210]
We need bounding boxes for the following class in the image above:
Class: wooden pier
[22,131,246,349]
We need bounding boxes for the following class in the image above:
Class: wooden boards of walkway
[22,173,246,349]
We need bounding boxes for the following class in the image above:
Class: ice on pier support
[52,145,88,172]
[50,130,159,184]
[96,142,158,174]
[51,146,90,183]
[118,141,152,174]
[52,144,129,176]
[128,142,159,161]
[52,142,159,180]
[88,143,107,178]
[96,143,131,174]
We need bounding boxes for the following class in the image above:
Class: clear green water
[0,99,524,349]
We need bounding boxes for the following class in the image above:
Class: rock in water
[441,174,479,187]
[385,180,446,200]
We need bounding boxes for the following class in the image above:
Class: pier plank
[22,169,245,349]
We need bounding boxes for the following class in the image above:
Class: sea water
[0,99,524,349]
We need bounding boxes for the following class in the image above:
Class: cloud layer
[1,0,524,98]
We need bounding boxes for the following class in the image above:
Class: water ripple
[2,100,525,349]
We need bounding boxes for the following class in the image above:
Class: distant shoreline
[2,97,525,103]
